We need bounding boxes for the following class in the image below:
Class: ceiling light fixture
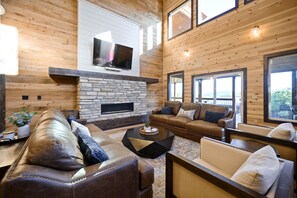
[251,25,261,37]
[183,50,190,57]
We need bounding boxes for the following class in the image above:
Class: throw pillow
[77,130,109,165]
[161,107,173,115]
[67,115,77,125]
[71,120,91,137]
[267,123,295,141]
[204,111,225,123]
[231,146,280,195]
[176,108,195,120]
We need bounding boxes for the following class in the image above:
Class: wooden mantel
[49,67,159,84]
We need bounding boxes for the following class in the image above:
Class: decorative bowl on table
[139,127,159,135]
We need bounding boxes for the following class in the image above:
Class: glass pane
[235,76,242,125]
[197,0,237,25]
[169,73,183,102]
[168,0,192,39]
[193,79,199,103]
[201,78,214,98]
[267,52,297,122]
[216,77,232,98]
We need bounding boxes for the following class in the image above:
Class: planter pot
[144,126,151,132]
[18,124,30,138]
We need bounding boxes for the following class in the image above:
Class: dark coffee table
[122,126,175,159]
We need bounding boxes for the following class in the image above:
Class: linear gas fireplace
[101,103,134,115]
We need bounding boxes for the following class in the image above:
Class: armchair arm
[152,109,161,114]
[166,152,264,198]
[200,137,250,176]
[218,111,235,128]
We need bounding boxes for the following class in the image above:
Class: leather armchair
[166,137,294,198]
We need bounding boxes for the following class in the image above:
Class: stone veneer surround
[78,77,147,122]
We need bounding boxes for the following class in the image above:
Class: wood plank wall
[87,0,163,111]
[1,0,163,127]
[163,0,297,127]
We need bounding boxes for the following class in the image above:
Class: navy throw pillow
[204,111,225,123]
[161,107,173,115]
[67,115,76,125]
[76,131,109,165]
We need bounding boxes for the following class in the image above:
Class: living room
[0,0,297,197]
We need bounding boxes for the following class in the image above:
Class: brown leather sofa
[0,110,154,198]
[150,101,235,142]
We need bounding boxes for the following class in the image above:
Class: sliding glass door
[193,70,245,125]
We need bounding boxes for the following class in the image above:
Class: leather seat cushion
[138,159,154,189]
[27,120,85,171]
[186,120,224,138]
[150,114,175,124]
[167,117,192,128]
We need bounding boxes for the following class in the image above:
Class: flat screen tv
[93,38,133,70]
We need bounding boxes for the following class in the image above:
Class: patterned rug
[105,127,200,198]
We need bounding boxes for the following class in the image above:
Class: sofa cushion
[186,120,224,138]
[204,111,225,123]
[167,117,192,128]
[180,102,201,120]
[161,106,173,115]
[138,158,154,190]
[199,103,229,120]
[27,120,85,171]
[77,130,109,165]
[267,123,295,141]
[37,109,71,130]
[164,101,181,115]
[150,114,175,124]
[231,146,280,195]
[176,108,195,120]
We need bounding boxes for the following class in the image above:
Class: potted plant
[144,120,151,131]
[7,106,36,138]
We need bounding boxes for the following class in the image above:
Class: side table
[230,139,280,157]
[0,138,27,180]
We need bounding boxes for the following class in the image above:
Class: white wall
[78,0,140,76]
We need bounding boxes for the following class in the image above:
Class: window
[192,69,246,126]
[264,49,297,124]
[168,71,184,102]
[196,0,238,26]
[168,0,192,40]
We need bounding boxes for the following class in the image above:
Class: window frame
[191,68,247,123]
[196,0,239,27]
[167,71,185,102]
[264,49,297,125]
[167,0,193,41]
[244,0,254,5]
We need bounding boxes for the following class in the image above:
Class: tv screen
[93,38,133,70]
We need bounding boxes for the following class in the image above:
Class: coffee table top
[122,126,175,159]
[126,126,174,141]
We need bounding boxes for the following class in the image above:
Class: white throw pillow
[176,108,195,120]
[231,146,280,195]
[71,120,91,137]
[267,123,295,141]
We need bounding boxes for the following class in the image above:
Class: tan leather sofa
[150,101,235,142]
[166,137,294,198]
[0,110,154,198]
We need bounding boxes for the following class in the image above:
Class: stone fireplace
[78,77,147,122]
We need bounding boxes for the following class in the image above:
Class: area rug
[105,127,200,198]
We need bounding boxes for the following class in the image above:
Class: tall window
[168,71,184,102]
[264,49,297,124]
[168,0,192,40]
[197,0,238,26]
[193,69,246,125]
